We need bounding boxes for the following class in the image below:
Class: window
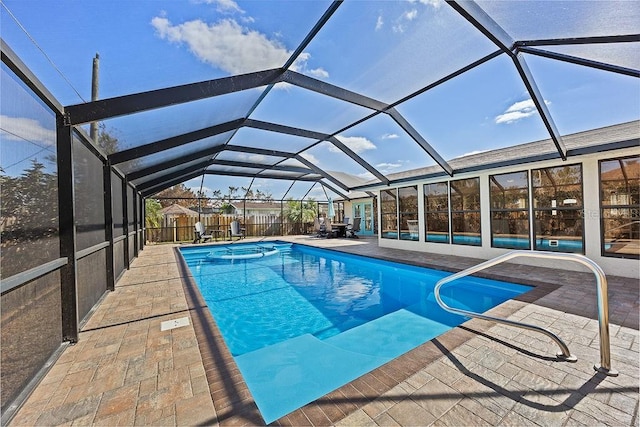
[424,182,449,243]
[399,186,418,241]
[490,171,530,249]
[380,188,398,239]
[532,164,584,253]
[450,178,481,246]
[600,156,639,259]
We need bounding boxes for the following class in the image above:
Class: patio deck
[9,237,639,426]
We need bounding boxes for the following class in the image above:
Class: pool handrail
[433,250,618,376]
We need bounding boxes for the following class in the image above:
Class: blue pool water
[180,242,531,423]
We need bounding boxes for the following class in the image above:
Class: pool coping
[173,243,562,426]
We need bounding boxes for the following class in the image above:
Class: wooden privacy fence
[146,214,310,243]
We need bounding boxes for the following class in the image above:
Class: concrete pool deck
[9,237,639,426]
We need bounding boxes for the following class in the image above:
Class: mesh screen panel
[0,63,60,279]
[1,271,62,412]
[73,135,106,251]
[113,239,126,280]
[111,173,124,237]
[77,249,108,324]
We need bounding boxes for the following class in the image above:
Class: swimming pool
[180,242,531,423]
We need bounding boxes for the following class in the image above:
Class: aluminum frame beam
[280,72,454,178]
[141,172,205,197]
[320,181,350,201]
[283,1,342,70]
[446,0,515,55]
[203,170,319,181]
[136,159,213,190]
[224,145,349,190]
[448,0,566,160]
[126,145,226,181]
[215,147,350,192]
[516,34,640,48]
[282,70,389,111]
[109,118,244,165]
[1,39,64,114]
[513,53,567,159]
[128,142,348,194]
[387,108,454,176]
[294,155,351,192]
[244,119,389,184]
[64,69,285,125]
[211,159,316,175]
[224,144,297,158]
[517,46,640,78]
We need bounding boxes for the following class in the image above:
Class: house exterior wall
[375,146,639,279]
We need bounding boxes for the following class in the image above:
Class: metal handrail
[434,250,618,376]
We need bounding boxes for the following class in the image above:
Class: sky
[1,0,638,200]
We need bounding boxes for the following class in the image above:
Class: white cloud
[495,99,550,124]
[332,135,376,154]
[413,0,443,9]
[0,115,56,146]
[387,0,442,33]
[376,162,402,169]
[375,15,384,31]
[234,153,267,163]
[308,68,329,79]
[152,17,316,75]
[299,152,320,164]
[381,133,399,140]
[403,9,418,21]
[495,110,535,124]
[197,0,244,14]
[357,171,375,181]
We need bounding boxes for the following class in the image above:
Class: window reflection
[450,178,481,246]
[600,156,639,258]
[399,186,418,241]
[0,64,59,279]
[424,182,449,243]
[490,171,530,249]
[532,164,584,253]
[380,189,397,239]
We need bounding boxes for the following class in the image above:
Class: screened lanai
[1,0,639,424]
[2,0,638,202]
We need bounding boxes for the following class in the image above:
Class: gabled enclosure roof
[1,0,638,200]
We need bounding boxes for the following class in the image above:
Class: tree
[145,199,162,227]
[0,160,59,278]
[253,189,274,202]
[97,123,120,155]
[220,203,235,214]
[227,186,238,202]
[155,184,197,207]
[241,186,254,199]
[283,198,317,223]
[210,189,223,208]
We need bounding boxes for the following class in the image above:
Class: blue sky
[1,0,638,200]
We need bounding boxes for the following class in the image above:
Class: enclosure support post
[139,194,145,252]
[132,190,138,257]
[103,162,115,291]
[56,118,79,343]
[280,201,284,236]
[122,179,130,269]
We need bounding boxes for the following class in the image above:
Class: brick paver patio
[9,237,639,426]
